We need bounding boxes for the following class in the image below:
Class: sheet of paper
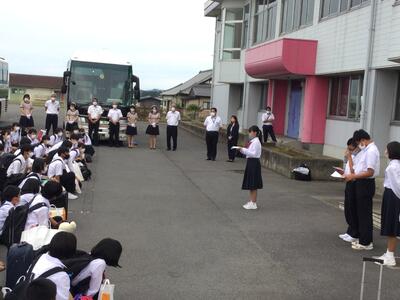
[231,146,241,150]
[331,171,344,179]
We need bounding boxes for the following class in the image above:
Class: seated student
[10,123,21,149]
[69,238,122,297]
[48,128,64,147]
[0,185,20,234]
[67,142,84,172]
[69,134,80,150]
[79,128,95,157]
[48,147,78,200]
[34,135,50,159]
[19,178,41,206]
[48,139,72,154]
[31,231,77,300]
[25,181,63,230]
[26,278,57,300]
[20,128,39,147]
[2,130,12,153]
[6,144,32,177]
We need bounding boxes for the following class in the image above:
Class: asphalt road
[1,105,400,299]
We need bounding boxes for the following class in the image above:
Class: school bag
[63,251,95,296]
[45,149,58,165]
[5,242,34,289]
[80,165,91,181]
[292,164,312,181]
[4,261,65,300]
[0,195,47,248]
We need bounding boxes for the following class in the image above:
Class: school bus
[0,57,9,118]
[61,51,140,140]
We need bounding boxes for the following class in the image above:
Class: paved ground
[1,105,400,299]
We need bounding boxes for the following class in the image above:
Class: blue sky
[0,0,215,90]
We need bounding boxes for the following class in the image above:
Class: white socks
[386,250,395,257]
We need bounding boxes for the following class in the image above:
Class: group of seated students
[0,125,122,299]
[0,124,95,200]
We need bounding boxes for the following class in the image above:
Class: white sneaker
[243,202,257,210]
[339,233,358,243]
[373,253,396,267]
[351,242,373,251]
[68,193,78,200]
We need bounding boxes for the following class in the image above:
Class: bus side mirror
[131,75,140,100]
[61,71,71,94]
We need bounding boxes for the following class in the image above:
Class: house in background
[205,0,400,164]
[137,96,162,109]
[161,70,212,110]
[9,73,63,103]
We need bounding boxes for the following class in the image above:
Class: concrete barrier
[180,121,342,181]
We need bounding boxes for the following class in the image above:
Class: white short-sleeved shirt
[262,112,275,125]
[354,142,380,178]
[241,138,262,158]
[34,143,48,158]
[0,201,13,234]
[204,115,222,132]
[67,149,80,171]
[19,193,35,206]
[49,141,64,153]
[48,154,66,178]
[166,111,181,126]
[10,131,20,145]
[32,253,70,300]
[344,152,361,175]
[45,100,60,115]
[88,105,103,119]
[49,134,63,147]
[107,108,123,122]
[71,258,106,297]
[6,154,27,177]
[384,159,400,199]
[24,194,50,230]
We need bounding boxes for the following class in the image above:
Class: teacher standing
[226,115,239,162]
[204,107,222,161]
[44,93,60,135]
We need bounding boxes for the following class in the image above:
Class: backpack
[46,150,58,165]
[0,196,47,248]
[4,261,65,300]
[63,251,95,296]
[6,243,34,289]
[80,165,91,181]
[0,153,17,170]
[292,164,312,181]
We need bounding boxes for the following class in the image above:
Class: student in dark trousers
[226,115,239,162]
[262,106,277,143]
[166,104,181,151]
[344,129,380,251]
[374,141,400,266]
[339,138,360,243]
[204,107,222,161]
[87,98,103,146]
[44,94,60,135]
[107,101,123,147]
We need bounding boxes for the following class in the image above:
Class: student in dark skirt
[238,126,263,210]
[19,94,34,129]
[146,105,160,150]
[226,115,239,162]
[65,102,79,135]
[374,141,400,266]
[126,105,138,148]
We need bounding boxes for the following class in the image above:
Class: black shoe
[206,158,211,161]
[173,149,176,151]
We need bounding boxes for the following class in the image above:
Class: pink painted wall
[245,38,318,78]
[301,76,329,144]
[271,80,288,135]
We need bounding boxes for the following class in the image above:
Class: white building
[205,0,400,160]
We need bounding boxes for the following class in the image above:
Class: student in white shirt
[374,142,400,266]
[45,94,60,135]
[344,130,380,251]
[2,130,12,153]
[203,107,222,161]
[49,128,64,147]
[0,185,20,234]
[68,238,122,297]
[6,144,32,177]
[166,104,181,151]
[339,138,361,243]
[34,135,50,159]
[261,106,277,143]
[87,98,103,146]
[79,127,95,157]
[237,126,263,210]
[107,102,123,147]
[20,128,39,147]
[25,181,63,230]
[31,231,77,300]
[10,123,21,148]
[48,147,78,200]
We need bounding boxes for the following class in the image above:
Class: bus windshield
[68,61,131,107]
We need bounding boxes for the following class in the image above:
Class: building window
[253,0,277,45]
[281,0,314,34]
[321,0,369,19]
[329,74,363,120]
[242,4,250,49]
[395,74,400,121]
[221,8,243,60]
